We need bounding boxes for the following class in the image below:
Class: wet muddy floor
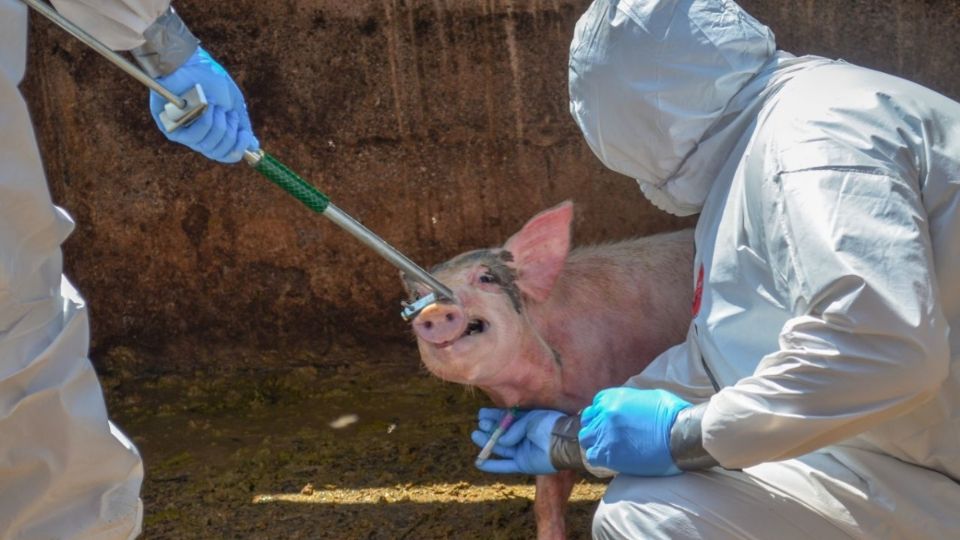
[102,343,607,539]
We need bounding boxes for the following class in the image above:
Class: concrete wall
[20,1,960,362]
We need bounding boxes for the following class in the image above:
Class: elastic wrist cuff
[131,6,199,78]
[549,414,584,471]
[549,414,615,478]
[669,402,719,470]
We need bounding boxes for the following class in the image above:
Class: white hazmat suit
[1,0,173,538]
[568,0,960,538]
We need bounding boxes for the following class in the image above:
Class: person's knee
[592,495,640,539]
[592,468,853,540]
[592,477,688,540]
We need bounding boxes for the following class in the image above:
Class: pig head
[402,201,694,415]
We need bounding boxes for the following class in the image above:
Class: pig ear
[502,201,573,303]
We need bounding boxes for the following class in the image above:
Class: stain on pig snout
[481,260,523,313]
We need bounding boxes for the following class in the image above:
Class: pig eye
[479,273,498,284]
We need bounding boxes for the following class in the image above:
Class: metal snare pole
[21,0,454,321]
[239,149,455,320]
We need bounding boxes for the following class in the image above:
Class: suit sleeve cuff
[669,402,720,470]
[131,6,199,77]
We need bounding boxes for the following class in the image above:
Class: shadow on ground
[102,343,606,539]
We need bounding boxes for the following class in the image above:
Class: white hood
[568,0,775,215]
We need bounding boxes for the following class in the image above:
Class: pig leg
[534,470,577,540]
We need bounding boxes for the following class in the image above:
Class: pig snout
[412,303,468,344]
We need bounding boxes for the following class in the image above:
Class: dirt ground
[101,343,607,539]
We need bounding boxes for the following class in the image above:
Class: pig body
[404,202,694,539]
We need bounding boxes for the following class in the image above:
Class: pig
[402,201,694,540]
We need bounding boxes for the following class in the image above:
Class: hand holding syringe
[472,408,567,475]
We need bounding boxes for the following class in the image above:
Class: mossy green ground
[101,344,605,539]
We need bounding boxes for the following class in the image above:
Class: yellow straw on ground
[252,481,607,505]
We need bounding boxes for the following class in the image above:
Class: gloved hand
[471,408,565,475]
[579,387,691,476]
[149,47,258,163]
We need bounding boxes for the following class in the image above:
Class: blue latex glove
[471,408,564,475]
[579,387,691,476]
[149,47,258,163]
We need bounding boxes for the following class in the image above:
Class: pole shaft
[323,205,454,300]
[243,150,453,301]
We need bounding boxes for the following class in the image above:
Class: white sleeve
[49,0,170,50]
[702,158,950,469]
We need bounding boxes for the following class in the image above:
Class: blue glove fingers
[477,408,529,436]
[470,430,517,458]
[583,437,604,465]
[197,107,229,154]
[473,412,530,448]
[580,403,599,426]
[228,86,258,156]
[592,387,618,408]
[208,110,239,160]
[223,128,257,163]
[579,388,623,445]
[578,408,602,449]
[578,423,600,457]
[495,413,535,447]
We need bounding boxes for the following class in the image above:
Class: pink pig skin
[404,201,694,540]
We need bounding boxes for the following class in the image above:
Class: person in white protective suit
[469,0,960,538]
[1,0,255,538]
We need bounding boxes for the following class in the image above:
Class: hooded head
[568,0,775,215]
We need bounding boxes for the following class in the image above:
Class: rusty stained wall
[20,0,960,363]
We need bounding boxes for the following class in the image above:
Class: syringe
[475,406,521,468]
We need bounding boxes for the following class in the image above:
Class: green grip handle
[252,151,330,213]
